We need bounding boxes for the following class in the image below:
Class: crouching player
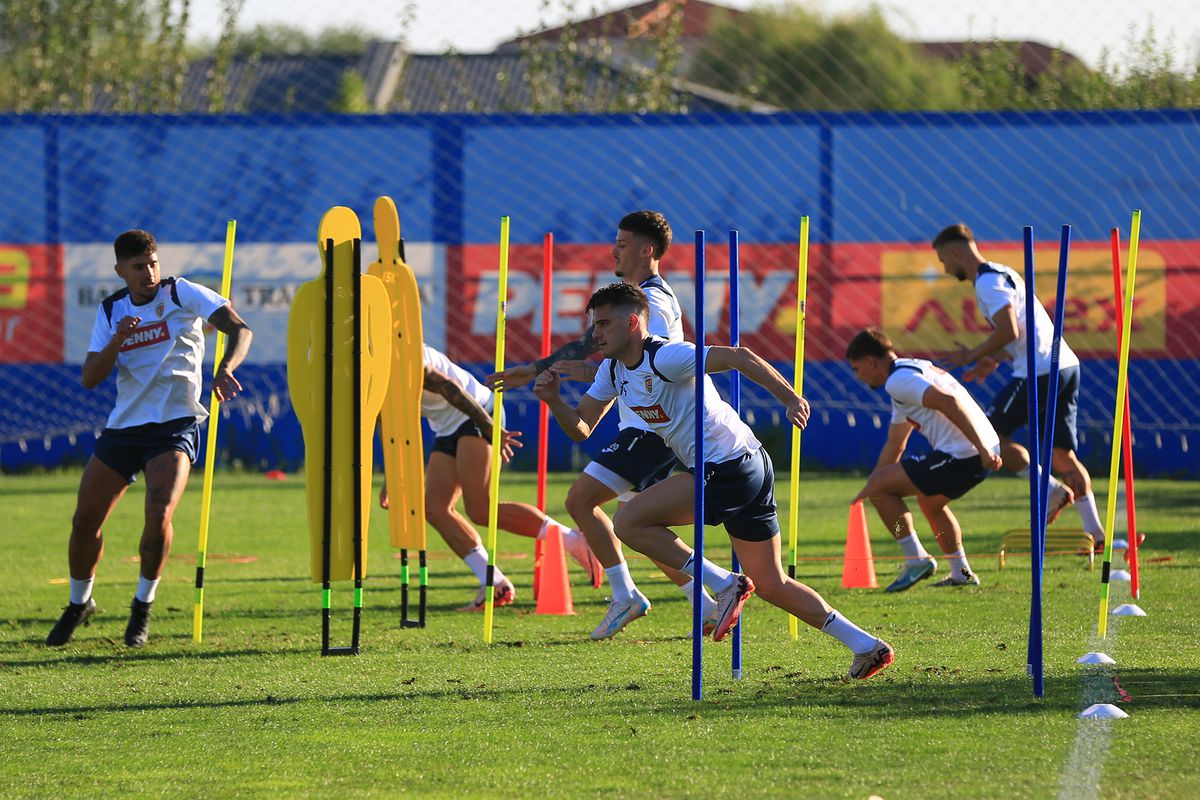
[535,283,893,680]
[846,328,1002,592]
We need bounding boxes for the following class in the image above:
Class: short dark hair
[114,229,157,260]
[931,223,973,249]
[618,210,672,259]
[586,281,650,319]
[845,328,895,361]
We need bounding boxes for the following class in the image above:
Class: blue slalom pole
[693,230,706,702]
[728,230,743,681]
[1038,226,1070,574]
[1024,226,1045,697]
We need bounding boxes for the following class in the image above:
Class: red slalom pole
[1109,229,1141,598]
[533,233,553,600]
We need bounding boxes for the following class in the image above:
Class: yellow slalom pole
[788,216,810,641]
[483,216,511,643]
[1098,209,1141,638]
[194,219,237,643]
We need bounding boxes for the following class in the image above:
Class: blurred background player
[846,328,1002,591]
[535,283,894,680]
[487,210,715,640]
[932,223,1106,549]
[382,343,601,611]
[47,229,252,648]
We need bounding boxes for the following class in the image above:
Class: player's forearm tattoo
[532,325,599,373]
[424,369,493,435]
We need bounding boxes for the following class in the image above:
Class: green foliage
[520,0,687,114]
[689,3,962,111]
[331,69,371,113]
[221,23,375,57]
[0,0,242,113]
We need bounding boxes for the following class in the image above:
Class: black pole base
[322,646,360,656]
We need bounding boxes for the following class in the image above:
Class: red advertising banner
[0,244,63,363]
[450,240,1200,364]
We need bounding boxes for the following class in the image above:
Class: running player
[381,344,602,610]
[534,282,894,680]
[846,328,1002,591]
[932,223,1105,548]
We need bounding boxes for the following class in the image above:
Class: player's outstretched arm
[532,367,611,441]
[209,304,253,402]
[704,345,810,430]
[921,385,1003,470]
[81,314,141,388]
[424,366,522,461]
[486,325,600,390]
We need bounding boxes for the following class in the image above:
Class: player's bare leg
[857,462,937,591]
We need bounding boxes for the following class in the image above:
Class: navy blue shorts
[900,450,990,500]
[432,418,485,457]
[690,447,781,542]
[585,428,680,496]
[94,416,200,483]
[987,365,1080,451]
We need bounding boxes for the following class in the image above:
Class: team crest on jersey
[155,302,165,318]
[644,376,653,392]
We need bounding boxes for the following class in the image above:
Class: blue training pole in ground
[728,230,743,681]
[1038,226,1070,573]
[1024,226,1046,697]
[693,230,706,701]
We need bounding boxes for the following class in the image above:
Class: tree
[688,4,963,111]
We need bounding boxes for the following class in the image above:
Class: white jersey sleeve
[886,368,932,425]
[646,341,709,383]
[89,305,112,353]
[974,270,1017,323]
[174,277,228,321]
[585,358,619,403]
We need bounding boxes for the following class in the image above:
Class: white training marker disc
[1112,603,1147,617]
[1079,703,1128,719]
[1110,569,1132,582]
[1112,538,1129,550]
[1077,652,1117,665]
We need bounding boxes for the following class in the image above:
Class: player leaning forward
[46,230,252,648]
[535,282,894,679]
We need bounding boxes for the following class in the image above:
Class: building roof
[919,41,1085,77]
[500,0,742,49]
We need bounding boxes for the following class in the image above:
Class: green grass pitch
[2,469,1198,798]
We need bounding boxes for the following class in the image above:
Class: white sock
[1075,494,1104,541]
[678,579,717,618]
[537,517,569,540]
[135,576,160,604]
[946,549,973,580]
[604,563,636,602]
[821,610,879,654]
[1016,465,1031,479]
[680,553,736,593]
[463,546,490,585]
[896,533,931,567]
[69,577,94,605]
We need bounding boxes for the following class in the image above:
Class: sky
[186,0,1199,70]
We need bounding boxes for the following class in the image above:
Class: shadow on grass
[2,645,310,670]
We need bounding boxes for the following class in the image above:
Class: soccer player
[846,328,1003,591]
[46,230,253,648]
[487,210,714,640]
[534,283,894,680]
[932,224,1106,548]
[381,343,602,611]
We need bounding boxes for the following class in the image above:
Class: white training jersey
[421,344,494,437]
[885,358,999,460]
[89,277,227,429]
[587,337,760,469]
[974,262,1078,379]
[616,274,684,432]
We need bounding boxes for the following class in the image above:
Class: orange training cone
[841,501,878,589]
[535,526,575,615]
